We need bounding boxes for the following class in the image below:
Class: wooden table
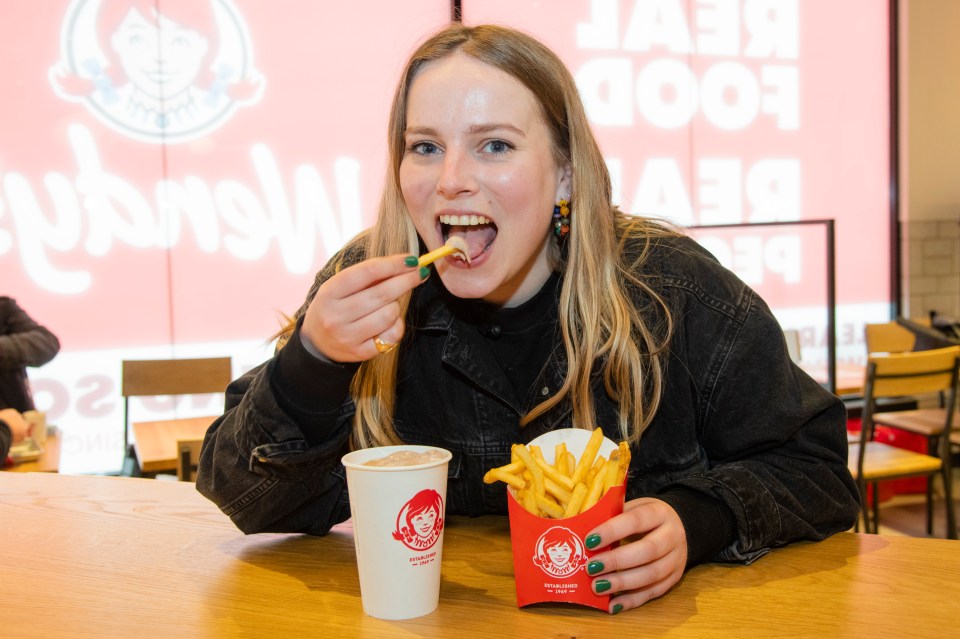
[2,432,60,473]
[2,473,958,638]
[803,362,866,396]
[131,415,217,473]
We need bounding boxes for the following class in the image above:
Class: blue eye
[484,140,513,154]
[410,141,440,155]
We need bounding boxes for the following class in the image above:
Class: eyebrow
[405,123,527,137]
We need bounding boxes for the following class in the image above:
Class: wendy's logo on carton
[533,526,587,579]
[49,0,264,144]
[392,489,444,552]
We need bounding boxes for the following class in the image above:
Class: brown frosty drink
[362,448,448,467]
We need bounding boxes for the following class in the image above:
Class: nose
[436,148,475,199]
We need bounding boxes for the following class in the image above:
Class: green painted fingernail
[585,534,601,549]
[419,266,430,279]
[611,603,623,615]
[595,579,611,593]
[404,255,419,267]
[587,560,604,575]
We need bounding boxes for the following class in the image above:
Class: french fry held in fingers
[483,427,629,519]
[418,236,470,267]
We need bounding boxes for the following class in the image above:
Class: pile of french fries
[483,427,631,519]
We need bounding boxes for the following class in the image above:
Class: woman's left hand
[584,497,687,614]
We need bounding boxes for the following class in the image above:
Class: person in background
[197,23,859,614]
[0,408,30,460]
[0,296,60,413]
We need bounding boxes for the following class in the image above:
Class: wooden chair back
[121,357,232,460]
[865,322,916,355]
[176,438,204,482]
[122,357,233,397]
[865,346,960,401]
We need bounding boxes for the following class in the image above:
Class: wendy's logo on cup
[392,489,444,552]
[532,526,587,579]
[49,0,264,144]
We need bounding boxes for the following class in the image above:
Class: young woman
[198,23,859,614]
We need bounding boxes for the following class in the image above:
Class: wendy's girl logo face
[532,526,587,578]
[49,0,264,144]
[391,489,444,552]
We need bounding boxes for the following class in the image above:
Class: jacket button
[488,325,501,337]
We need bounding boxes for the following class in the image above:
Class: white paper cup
[342,445,452,620]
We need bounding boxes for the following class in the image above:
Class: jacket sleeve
[196,241,368,535]
[0,297,60,369]
[661,285,860,564]
[0,420,11,459]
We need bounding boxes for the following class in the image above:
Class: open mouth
[439,214,498,262]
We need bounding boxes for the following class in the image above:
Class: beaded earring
[552,199,570,238]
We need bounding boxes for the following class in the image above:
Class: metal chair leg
[120,445,141,478]
[943,463,957,540]
[855,480,868,533]
[927,436,939,535]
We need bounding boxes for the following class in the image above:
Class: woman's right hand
[299,255,428,362]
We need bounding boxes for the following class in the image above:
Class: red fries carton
[506,428,626,610]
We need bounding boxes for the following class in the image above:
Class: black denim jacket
[0,296,60,412]
[197,234,859,565]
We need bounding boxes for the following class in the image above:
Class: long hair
[290,23,676,449]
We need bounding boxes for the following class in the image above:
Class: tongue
[449,224,496,259]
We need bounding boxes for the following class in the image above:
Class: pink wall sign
[1,0,448,472]
[2,1,890,472]
[466,0,892,363]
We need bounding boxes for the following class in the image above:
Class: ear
[555,164,572,201]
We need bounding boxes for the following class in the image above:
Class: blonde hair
[287,24,677,449]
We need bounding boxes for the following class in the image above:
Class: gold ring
[373,336,398,354]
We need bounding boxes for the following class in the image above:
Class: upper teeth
[439,214,490,226]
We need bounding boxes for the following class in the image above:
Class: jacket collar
[408,274,573,426]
